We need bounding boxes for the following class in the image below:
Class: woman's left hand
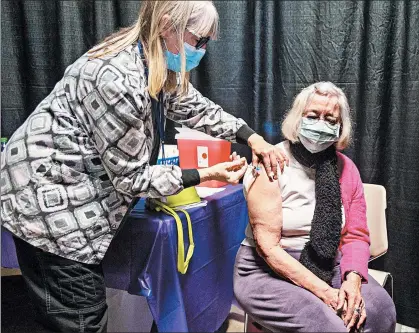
[248,134,289,180]
[337,272,367,331]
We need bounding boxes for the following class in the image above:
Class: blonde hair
[281,82,352,150]
[88,1,219,99]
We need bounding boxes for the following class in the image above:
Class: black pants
[13,237,108,332]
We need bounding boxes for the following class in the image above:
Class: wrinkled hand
[320,287,343,312]
[337,273,366,331]
[248,134,289,181]
[201,156,247,185]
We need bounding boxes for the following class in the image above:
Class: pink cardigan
[337,152,371,283]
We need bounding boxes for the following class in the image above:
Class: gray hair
[281,82,352,150]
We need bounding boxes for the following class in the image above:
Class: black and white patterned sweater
[0,44,253,264]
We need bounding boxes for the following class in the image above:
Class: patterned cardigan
[0,45,253,264]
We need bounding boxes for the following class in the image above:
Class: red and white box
[176,128,231,188]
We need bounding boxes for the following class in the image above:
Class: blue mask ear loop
[160,35,179,162]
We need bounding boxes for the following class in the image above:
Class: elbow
[341,225,371,247]
[255,243,277,260]
[112,179,135,198]
[253,228,282,260]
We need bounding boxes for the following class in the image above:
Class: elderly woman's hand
[247,134,289,180]
[319,287,348,314]
[337,272,366,331]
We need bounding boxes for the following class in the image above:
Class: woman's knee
[261,293,347,332]
[233,271,251,313]
[235,282,348,332]
[364,286,396,332]
[295,302,347,332]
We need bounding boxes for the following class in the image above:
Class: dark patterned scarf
[289,142,342,284]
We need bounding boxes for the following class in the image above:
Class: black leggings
[13,237,108,332]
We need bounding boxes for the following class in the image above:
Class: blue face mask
[298,117,340,153]
[165,42,206,72]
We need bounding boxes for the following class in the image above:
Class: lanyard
[151,199,195,274]
[138,41,166,162]
[157,92,165,161]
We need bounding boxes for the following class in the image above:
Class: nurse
[1,1,287,331]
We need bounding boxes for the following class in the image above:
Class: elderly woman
[234,82,396,332]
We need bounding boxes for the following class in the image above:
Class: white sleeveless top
[241,141,345,250]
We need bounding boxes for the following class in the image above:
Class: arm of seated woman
[246,164,335,302]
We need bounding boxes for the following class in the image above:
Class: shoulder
[68,45,146,91]
[77,46,148,106]
[337,152,360,176]
[275,140,291,159]
[243,141,287,199]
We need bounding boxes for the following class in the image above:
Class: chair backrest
[363,183,388,259]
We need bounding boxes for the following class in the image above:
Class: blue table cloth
[1,228,19,268]
[2,185,249,332]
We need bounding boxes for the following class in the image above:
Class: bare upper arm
[246,164,283,252]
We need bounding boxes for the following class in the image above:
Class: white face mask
[298,117,340,153]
